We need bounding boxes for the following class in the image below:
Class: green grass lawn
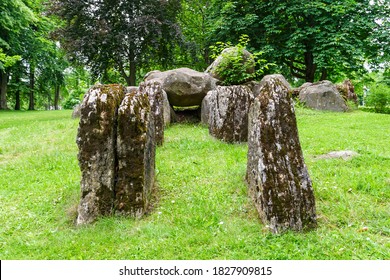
[0,108,389,260]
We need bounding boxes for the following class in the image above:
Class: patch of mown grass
[0,108,389,260]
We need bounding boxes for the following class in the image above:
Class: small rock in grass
[317,150,359,160]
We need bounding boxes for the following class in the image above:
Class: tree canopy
[51,0,183,86]
[209,0,390,82]
[0,0,389,110]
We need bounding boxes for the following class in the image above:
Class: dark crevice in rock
[112,106,119,213]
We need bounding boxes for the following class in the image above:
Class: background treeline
[0,0,389,111]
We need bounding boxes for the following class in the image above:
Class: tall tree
[0,0,35,109]
[51,0,182,86]
[210,0,390,82]
[178,0,216,70]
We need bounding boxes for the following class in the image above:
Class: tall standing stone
[115,92,155,217]
[247,76,317,233]
[139,81,165,145]
[208,85,254,143]
[76,84,125,225]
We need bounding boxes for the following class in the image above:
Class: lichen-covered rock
[292,82,312,98]
[139,81,165,145]
[299,80,348,112]
[336,79,358,105]
[76,84,125,225]
[144,68,218,107]
[126,86,139,94]
[317,150,359,160]
[115,92,155,218]
[253,74,292,98]
[205,47,255,83]
[208,85,254,143]
[247,76,317,233]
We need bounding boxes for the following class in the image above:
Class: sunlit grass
[0,108,389,259]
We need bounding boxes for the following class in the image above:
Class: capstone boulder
[205,47,255,83]
[144,67,217,107]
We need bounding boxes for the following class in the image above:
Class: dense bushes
[366,83,390,113]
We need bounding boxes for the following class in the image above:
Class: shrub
[366,83,390,113]
[62,90,82,109]
[209,35,274,85]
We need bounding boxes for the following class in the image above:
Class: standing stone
[115,92,155,217]
[200,92,212,125]
[253,74,292,98]
[126,86,139,94]
[71,104,81,118]
[76,84,125,225]
[139,81,165,145]
[336,79,358,105]
[247,76,317,233]
[208,85,254,143]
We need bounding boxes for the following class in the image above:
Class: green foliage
[366,83,390,113]
[0,48,21,70]
[209,35,274,85]
[0,109,389,259]
[178,0,215,70]
[209,0,390,82]
[51,0,183,85]
[62,91,81,109]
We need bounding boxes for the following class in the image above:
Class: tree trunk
[54,84,60,110]
[320,68,328,81]
[28,66,35,111]
[15,90,21,110]
[304,52,316,83]
[0,70,9,110]
[128,49,137,86]
[14,74,21,110]
[129,60,136,86]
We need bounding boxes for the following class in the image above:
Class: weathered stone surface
[317,150,359,160]
[253,74,292,98]
[71,104,81,118]
[201,92,212,125]
[126,86,139,94]
[336,79,358,105]
[127,84,171,128]
[205,47,255,82]
[247,76,317,233]
[299,80,348,112]
[144,67,218,107]
[115,92,155,217]
[292,82,312,98]
[139,81,165,145]
[162,90,172,127]
[208,85,254,142]
[76,84,125,225]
